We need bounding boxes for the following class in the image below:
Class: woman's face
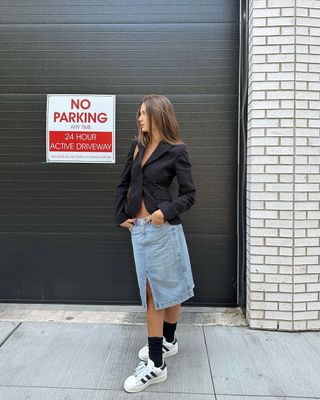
[138,103,149,133]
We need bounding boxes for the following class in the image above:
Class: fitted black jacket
[114,138,196,226]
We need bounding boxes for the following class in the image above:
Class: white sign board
[46,94,115,163]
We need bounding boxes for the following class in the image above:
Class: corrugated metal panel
[0,0,239,305]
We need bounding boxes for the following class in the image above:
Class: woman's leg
[163,304,180,343]
[164,304,181,323]
[145,279,165,367]
[146,278,164,336]
[146,277,180,334]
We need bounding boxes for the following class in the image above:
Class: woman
[114,94,196,393]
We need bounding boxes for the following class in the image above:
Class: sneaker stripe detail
[140,370,162,384]
[162,345,169,351]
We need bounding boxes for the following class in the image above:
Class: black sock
[163,320,177,343]
[148,336,163,368]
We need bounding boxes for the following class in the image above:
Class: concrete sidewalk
[0,304,319,399]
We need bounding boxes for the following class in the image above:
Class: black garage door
[0,1,239,306]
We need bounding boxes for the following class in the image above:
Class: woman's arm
[157,145,196,221]
[114,140,137,226]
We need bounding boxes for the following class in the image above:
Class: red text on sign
[49,131,112,152]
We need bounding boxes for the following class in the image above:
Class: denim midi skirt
[130,216,195,311]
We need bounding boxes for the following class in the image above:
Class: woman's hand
[120,218,135,231]
[150,210,165,226]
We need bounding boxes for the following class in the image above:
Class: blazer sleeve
[114,140,137,226]
[157,145,196,221]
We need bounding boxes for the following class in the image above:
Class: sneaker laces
[134,361,152,379]
[134,361,147,377]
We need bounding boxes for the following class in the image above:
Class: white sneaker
[123,357,167,393]
[138,337,178,362]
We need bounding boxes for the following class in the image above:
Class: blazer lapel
[138,140,173,168]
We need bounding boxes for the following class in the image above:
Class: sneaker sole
[124,372,168,393]
[138,345,178,362]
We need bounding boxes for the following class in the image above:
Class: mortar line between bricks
[0,321,22,348]
[202,325,217,399]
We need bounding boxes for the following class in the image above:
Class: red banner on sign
[49,131,112,152]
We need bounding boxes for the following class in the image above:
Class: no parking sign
[46,94,116,163]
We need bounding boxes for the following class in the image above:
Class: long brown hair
[135,94,183,147]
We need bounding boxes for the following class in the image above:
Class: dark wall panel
[0,1,239,306]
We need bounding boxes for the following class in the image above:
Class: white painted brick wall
[247,0,320,331]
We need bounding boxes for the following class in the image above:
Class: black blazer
[114,138,196,226]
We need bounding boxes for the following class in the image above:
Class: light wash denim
[130,216,195,311]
